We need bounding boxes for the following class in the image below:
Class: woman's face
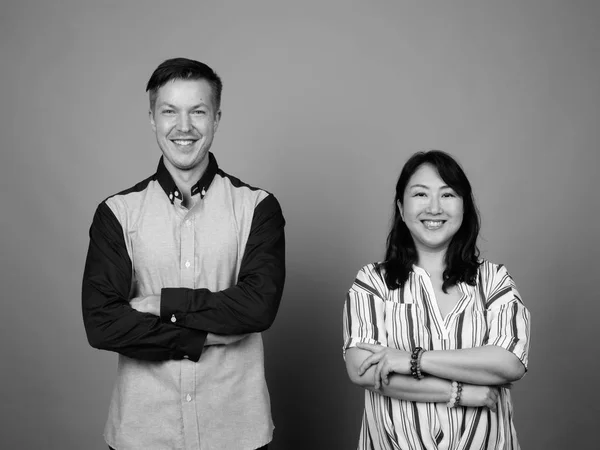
[399,164,464,255]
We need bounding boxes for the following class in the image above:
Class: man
[82,58,285,450]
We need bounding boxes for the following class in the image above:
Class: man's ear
[149,109,156,132]
[214,110,222,132]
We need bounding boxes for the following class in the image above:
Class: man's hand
[356,342,412,389]
[130,295,161,316]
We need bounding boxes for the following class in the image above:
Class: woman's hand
[460,384,501,412]
[356,342,412,389]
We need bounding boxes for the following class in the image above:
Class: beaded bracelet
[410,347,425,380]
[456,382,463,405]
[447,381,463,408]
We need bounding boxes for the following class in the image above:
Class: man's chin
[163,151,209,172]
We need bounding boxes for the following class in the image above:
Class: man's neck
[163,157,209,207]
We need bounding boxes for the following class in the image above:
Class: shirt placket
[418,271,450,341]
[179,212,200,450]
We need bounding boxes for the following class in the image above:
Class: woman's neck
[415,249,446,276]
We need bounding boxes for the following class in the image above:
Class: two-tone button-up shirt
[82,153,285,450]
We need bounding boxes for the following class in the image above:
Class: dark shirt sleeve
[161,194,286,335]
[82,202,207,361]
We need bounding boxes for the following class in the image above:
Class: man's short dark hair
[146,57,223,112]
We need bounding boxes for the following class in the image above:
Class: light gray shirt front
[86,155,285,450]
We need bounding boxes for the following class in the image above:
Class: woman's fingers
[487,387,500,412]
[382,362,393,385]
[356,343,386,375]
[356,344,406,386]
[357,357,373,376]
[373,357,399,389]
[356,342,383,352]
[374,358,386,389]
[358,351,384,375]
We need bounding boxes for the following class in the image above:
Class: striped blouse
[343,260,530,450]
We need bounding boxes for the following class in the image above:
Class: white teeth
[423,220,444,230]
[173,140,195,146]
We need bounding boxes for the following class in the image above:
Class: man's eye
[162,109,175,114]
[192,110,206,115]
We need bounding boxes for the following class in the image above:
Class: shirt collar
[155,153,219,204]
[411,264,476,295]
[412,265,431,278]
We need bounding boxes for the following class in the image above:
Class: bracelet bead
[410,347,425,380]
[447,381,463,408]
[455,382,463,406]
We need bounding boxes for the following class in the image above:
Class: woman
[343,150,530,450]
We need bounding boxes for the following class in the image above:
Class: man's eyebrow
[157,102,209,109]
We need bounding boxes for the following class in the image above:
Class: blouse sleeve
[342,265,387,358]
[483,264,531,369]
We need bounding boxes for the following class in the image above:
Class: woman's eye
[442,192,457,198]
[413,192,426,197]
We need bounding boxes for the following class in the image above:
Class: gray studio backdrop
[1,1,599,449]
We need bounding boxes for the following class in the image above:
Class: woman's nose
[426,196,442,214]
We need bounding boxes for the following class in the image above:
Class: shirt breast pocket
[459,310,489,348]
[383,301,421,351]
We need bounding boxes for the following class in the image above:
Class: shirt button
[186,394,192,402]
[185,261,191,268]
[185,220,192,227]
[183,355,189,359]
[171,314,176,323]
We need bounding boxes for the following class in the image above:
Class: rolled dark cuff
[176,327,207,362]
[160,287,191,324]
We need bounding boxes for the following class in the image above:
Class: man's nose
[177,113,191,132]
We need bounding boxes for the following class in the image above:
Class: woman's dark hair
[378,150,481,292]
[146,57,223,112]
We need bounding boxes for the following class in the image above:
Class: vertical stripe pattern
[343,261,530,450]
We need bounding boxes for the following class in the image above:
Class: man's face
[150,78,221,174]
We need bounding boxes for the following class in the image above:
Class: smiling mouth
[422,220,445,230]
[171,139,197,146]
